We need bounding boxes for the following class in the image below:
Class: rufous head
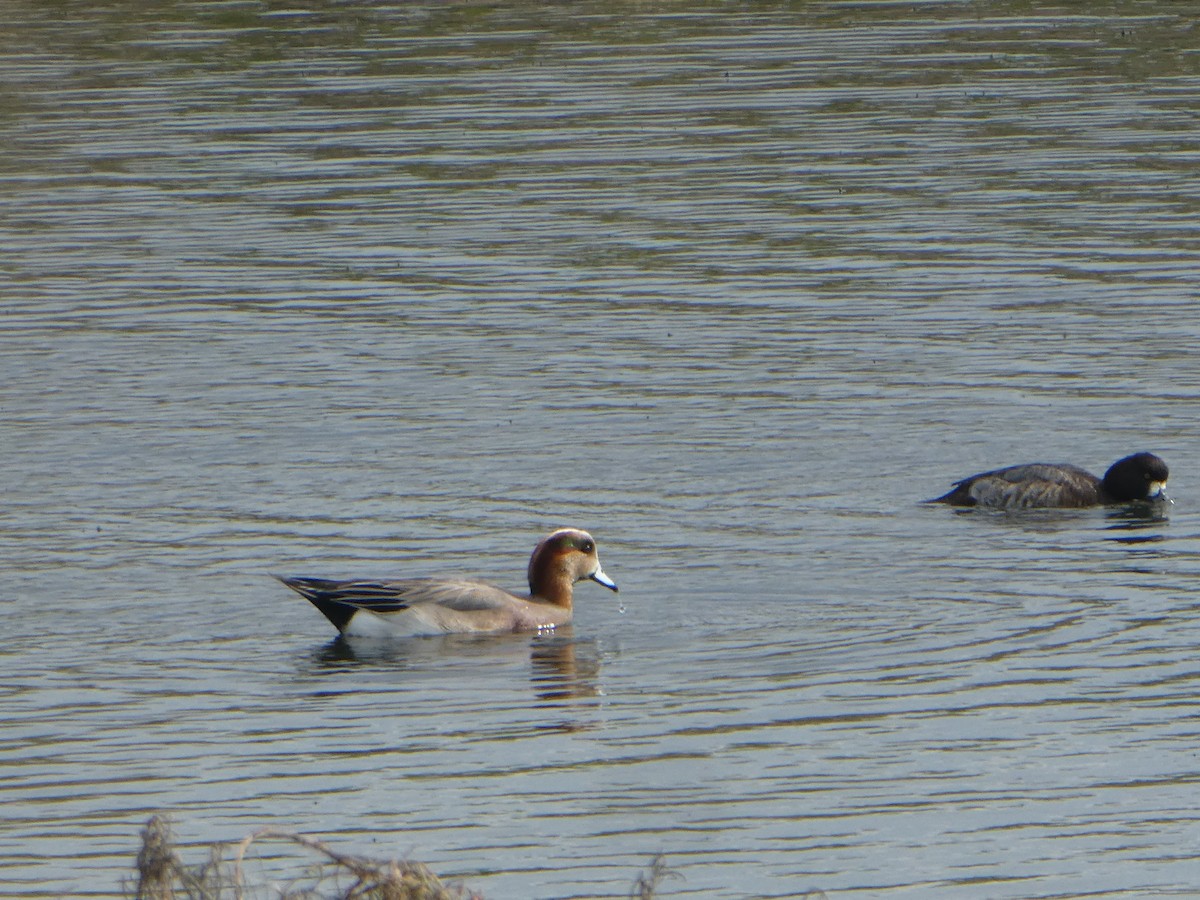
[527,528,618,607]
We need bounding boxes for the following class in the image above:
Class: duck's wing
[940,463,1099,508]
[277,576,516,614]
[279,575,531,635]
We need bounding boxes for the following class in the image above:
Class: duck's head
[1104,452,1170,503]
[528,528,618,606]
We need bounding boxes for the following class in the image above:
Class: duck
[277,527,618,637]
[927,451,1169,509]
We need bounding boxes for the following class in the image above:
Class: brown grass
[132,816,681,900]
[132,815,481,900]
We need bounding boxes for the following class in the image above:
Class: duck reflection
[305,629,602,707]
[1100,501,1170,552]
[529,633,602,703]
[939,502,1169,537]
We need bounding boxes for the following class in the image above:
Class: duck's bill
[1149,482,1172,504]
[590,566,618,592]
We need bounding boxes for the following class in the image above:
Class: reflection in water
[1104,504,1172,541]
[311,636,416,674]
[938,504,1171,538]
[529,635,601,703]
[310,632,538,669]
[306,630,603,707]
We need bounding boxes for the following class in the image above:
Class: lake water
[3,2,1200,898]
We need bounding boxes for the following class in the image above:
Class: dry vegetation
[133,815,481,900]
[131,816,684,900]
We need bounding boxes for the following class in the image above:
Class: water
[3,2,1200,897]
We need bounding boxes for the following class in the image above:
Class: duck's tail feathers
[275,575,359,632]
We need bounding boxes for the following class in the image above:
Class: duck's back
[278,575,537,635]
[933,463,1101,509]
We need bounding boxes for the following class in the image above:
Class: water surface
[3,2,1200,898]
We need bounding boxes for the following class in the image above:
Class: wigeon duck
[278,528,618,638]
[927,451,1169,509]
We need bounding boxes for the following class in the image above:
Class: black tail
[276,576,357,633]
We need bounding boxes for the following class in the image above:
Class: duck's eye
[580,539,594,553]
